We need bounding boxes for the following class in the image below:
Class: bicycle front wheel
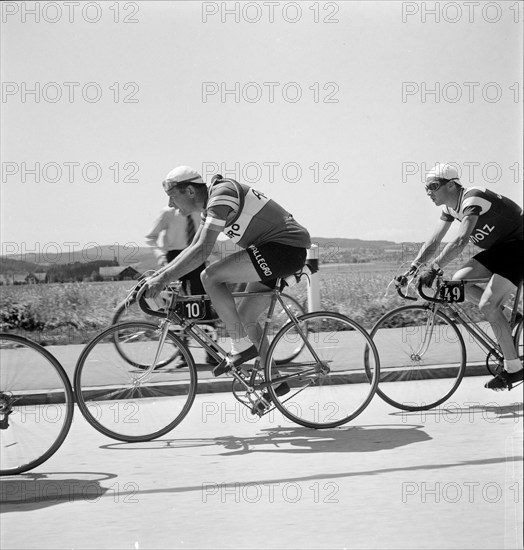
[74,322,197,442]
[366,305,466,411]
[0,334,74,476]
[112,296,151,325]
[265,312,380,428]
[514,317,523,361]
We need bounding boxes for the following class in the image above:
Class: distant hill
[0,256,43,274]
[1,244,158,272]
[2,239,398,270]
[1,238,480,272]
[311,237,397,249]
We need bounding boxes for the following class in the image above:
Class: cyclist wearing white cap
[403,163,523,390]
[146,166,311,377]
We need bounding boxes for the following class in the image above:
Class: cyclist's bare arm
[146,224,220,297]
[432,215,478,268]
[412,218,452,267]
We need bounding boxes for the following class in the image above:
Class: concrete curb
[15,362,490,405]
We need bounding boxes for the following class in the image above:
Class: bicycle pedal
[251,396,271,416]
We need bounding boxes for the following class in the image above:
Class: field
[0,262,482,346]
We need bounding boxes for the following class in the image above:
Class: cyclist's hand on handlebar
[418,263,443,287]
[145,273,168,299]
[395,264,419,287]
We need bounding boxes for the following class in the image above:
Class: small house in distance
[99,266,141,281]
[0,272,47,285]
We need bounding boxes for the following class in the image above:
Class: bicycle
[111,279,308,368]
[73,272,381,441]
[0,333,74,476]
[364,271,523,412]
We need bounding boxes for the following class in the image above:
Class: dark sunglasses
[425,178,451,192]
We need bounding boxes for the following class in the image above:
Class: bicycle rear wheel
[0,334,74,476]
[366,305,466,411]
[74,322,197,442]
[265,312,380,428]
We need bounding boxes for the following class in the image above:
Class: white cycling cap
[163,166,204,192]
[425,163,460,183]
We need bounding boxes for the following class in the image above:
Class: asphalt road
[1,374,522,550]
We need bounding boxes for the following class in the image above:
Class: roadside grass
[0,263,483,346]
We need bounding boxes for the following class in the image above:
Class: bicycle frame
[399,275,522,367]
[135,280,318,396]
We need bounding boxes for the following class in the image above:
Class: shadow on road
[0,472,118,513]
[4,455,522,509]
[388,402,523,422]
[97,424,431,455]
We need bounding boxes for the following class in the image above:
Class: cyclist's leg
[478,275,518,362]
[201,251,265,346]
[452,259,492,305]
[202,243,305,358]
[237,281,275,358]
[454,261,517,360]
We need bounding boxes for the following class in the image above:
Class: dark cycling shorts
[473,240,523,286]
[246,243,307,289]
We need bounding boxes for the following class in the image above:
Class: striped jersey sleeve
[202,181,240,231]
[461,189,493,217]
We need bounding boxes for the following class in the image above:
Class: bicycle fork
[134,321,172,384]
[410,307,439,361]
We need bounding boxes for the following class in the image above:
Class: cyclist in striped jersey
[146,166,311,376]
[406,163,523,391]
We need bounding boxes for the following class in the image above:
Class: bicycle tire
[74,322,197,442]
[113,294,222,367]
[264,312,380,428]
[0,333,74,476]
[113,292,305,367]
[513,318,523,361]
[366,305,466,411]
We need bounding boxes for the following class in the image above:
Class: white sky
[1,0,522,256]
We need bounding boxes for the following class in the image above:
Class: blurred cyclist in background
[145,205,205,294]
